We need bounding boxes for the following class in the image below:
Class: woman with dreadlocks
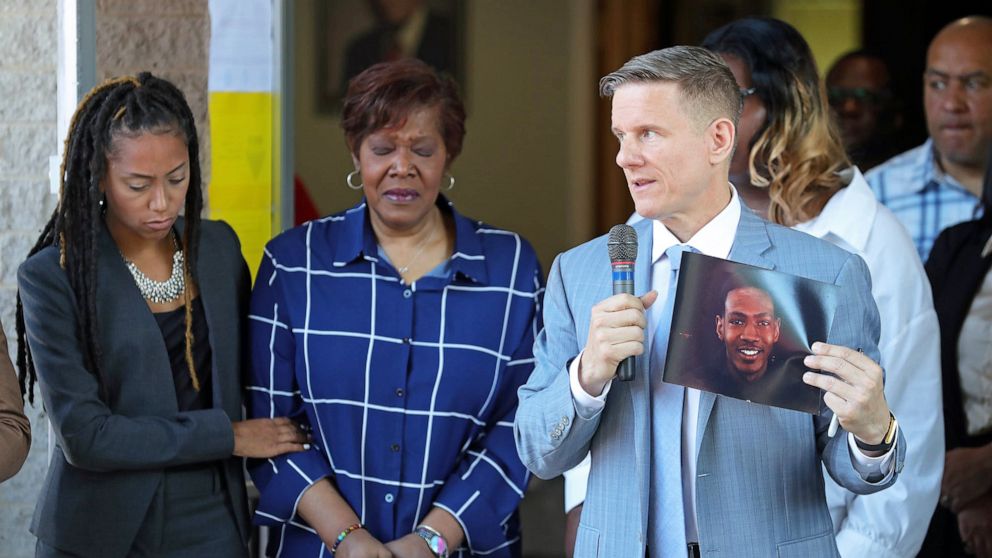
[16,72,309,558]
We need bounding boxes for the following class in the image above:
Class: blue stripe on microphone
[612,270,633,282]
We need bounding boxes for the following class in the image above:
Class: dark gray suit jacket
[18,219,251,558]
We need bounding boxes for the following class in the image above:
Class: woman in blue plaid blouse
[247,59,545,558]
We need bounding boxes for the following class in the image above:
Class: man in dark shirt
[825,50,903,171]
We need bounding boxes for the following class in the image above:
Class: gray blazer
[18,219,251,558]
[515,203,907,558]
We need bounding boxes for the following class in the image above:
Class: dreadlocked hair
[15,72,204,404]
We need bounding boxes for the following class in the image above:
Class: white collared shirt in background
[957,268,992,437]
[794,167,942,558]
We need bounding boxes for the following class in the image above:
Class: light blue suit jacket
[515,203,906,558]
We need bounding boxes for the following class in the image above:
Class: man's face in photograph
[715,286,781,382]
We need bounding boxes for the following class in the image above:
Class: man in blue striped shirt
[866,16,991,260]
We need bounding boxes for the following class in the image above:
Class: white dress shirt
[568,184,897,544]
[957,266,992,436]
[794,167,943,558]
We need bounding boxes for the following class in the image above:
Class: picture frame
[315,0,466,114]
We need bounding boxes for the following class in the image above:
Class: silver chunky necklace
[122,236,185,304]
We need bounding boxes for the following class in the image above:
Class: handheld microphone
[608,224,638,382]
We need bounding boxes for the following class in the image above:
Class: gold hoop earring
[444,174,455,191]
[346,170,363,190]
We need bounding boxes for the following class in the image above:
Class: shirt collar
[651,183,741,263]
[920,138,969,193]
[792,166,877,253]
[332,194,489,284]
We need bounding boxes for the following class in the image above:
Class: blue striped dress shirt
[865,139,983,260]
[247,198,544,557]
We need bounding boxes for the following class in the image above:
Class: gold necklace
[396,223,436,276]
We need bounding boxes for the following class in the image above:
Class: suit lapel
[184,223,234,413]
[97,224,179,411]
[629,217,654,527]
[632,218,654,394]
[696,205,775,457]
[726,206,775,270]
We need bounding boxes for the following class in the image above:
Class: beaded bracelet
[330,523,363,555]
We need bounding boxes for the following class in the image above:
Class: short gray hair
[599,46,742,129]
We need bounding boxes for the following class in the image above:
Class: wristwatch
[855,412,898,453]
[415,524,449,558]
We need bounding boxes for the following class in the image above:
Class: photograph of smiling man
[663,253,840,413]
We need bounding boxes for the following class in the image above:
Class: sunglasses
[827,87,891,106]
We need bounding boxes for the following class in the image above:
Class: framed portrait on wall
[316,0,466,114]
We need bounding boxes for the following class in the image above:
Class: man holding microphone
[514,46,904,558]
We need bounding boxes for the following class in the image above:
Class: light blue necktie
[648,244,696,557]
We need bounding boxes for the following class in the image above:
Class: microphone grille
[607,224,638,262]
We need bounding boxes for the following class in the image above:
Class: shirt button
[384,493,394,503]
[391,443,401,452]
[402,337,411,344]
[403,289,412,298]
[395,388,404,397]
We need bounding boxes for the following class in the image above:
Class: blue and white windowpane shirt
[247,197,544,557]
[865,138,983,260]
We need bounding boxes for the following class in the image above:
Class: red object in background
[294,175,320,225]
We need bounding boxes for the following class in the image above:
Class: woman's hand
[385,534,433,558]
[387,508,464,557]
[941,444,992,513]
[337,530,394,558]
[231,417,309,458]
[958,492,992,557]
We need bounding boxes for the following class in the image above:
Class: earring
[346,170,363,190]
[444,173,455,191]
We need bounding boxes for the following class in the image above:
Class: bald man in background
[0,319,30,482]
[867,16,992,260]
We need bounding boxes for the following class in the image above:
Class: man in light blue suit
[515,46,906,558]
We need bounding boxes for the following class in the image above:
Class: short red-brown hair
[341,59,466,162]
